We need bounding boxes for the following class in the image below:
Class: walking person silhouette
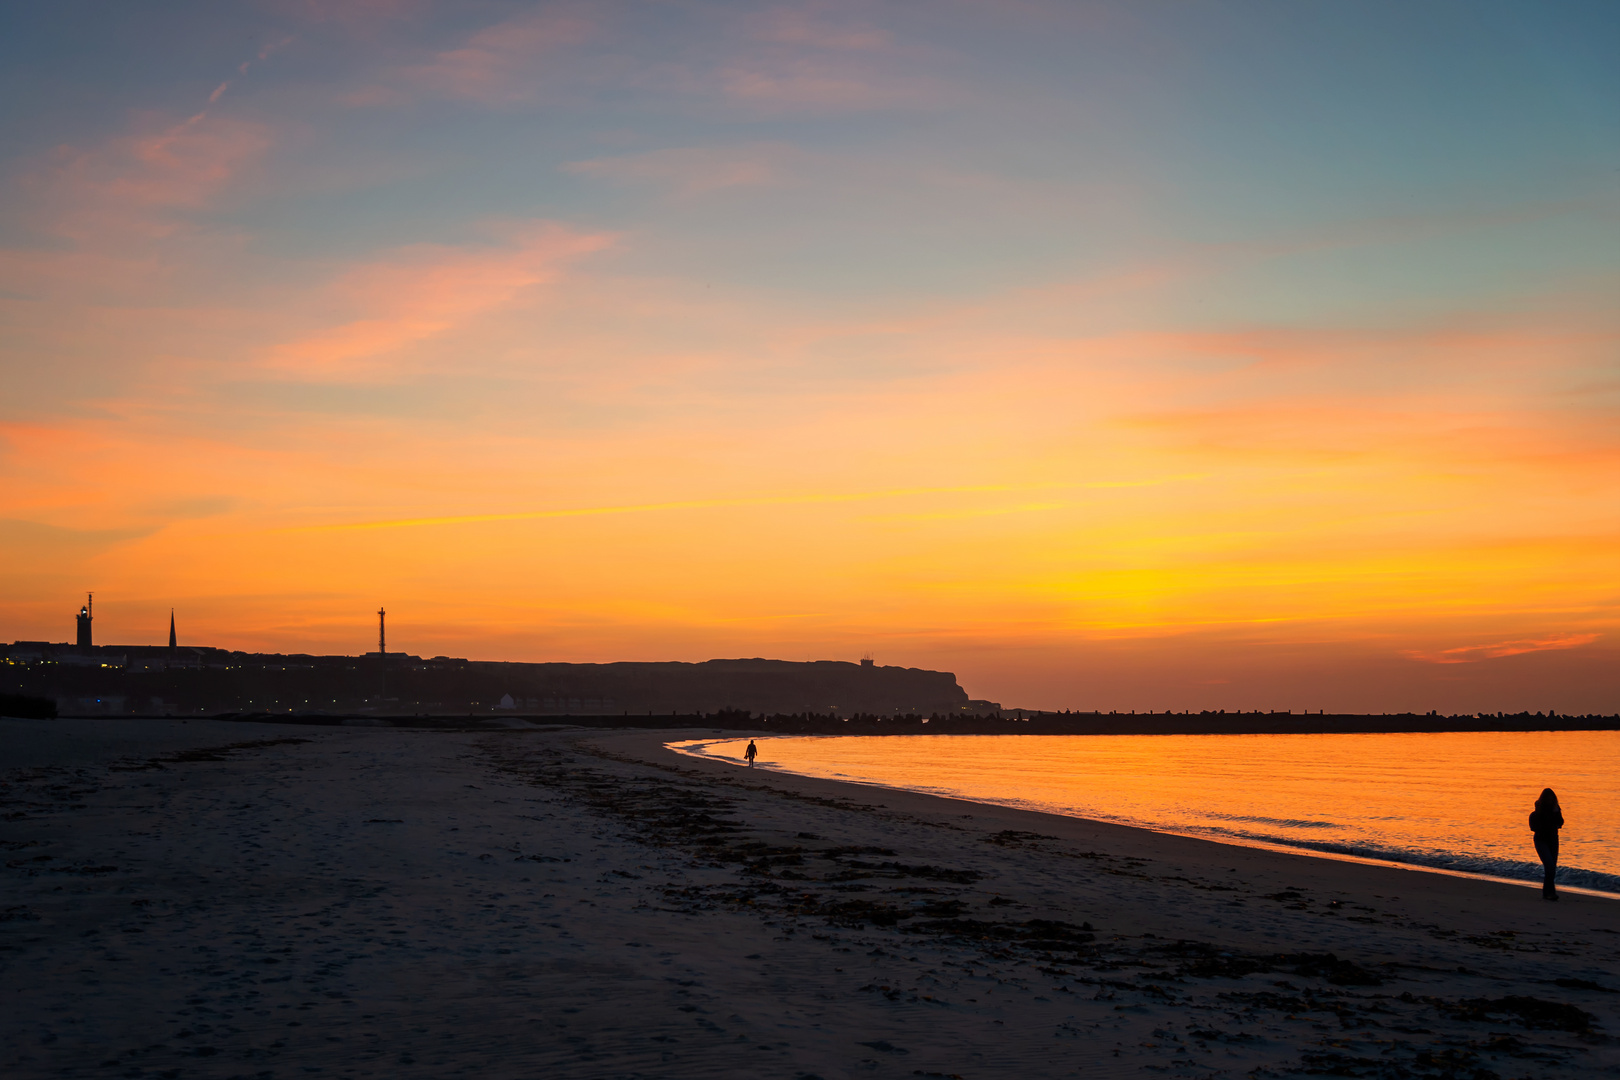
[1529,788,1564,901]
[744,740,758,767]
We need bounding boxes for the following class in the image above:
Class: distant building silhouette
[76,593,93,649]
[378,607,387,655]
[168,609,177,656]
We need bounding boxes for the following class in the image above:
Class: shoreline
[599,729,1620,921]
[5,717,1617,1079]
[666,734,1620,902]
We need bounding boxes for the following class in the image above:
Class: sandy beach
[3,719,1616,1079]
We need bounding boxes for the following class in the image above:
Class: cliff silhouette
[0,643,974,719]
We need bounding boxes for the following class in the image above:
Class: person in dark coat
[1528,788,1564,900]
[744,740,758,767]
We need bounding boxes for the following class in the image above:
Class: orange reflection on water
[675,731,1620,894]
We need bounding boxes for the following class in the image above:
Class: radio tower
[375,606,389,702]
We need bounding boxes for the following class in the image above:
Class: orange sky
[2,2,1616,712]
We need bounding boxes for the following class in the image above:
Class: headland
[4,639,1614,734]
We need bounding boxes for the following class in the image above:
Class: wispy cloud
[260,223,612,378]
[360,2,941,113]
[400,7,594,105]
[25,114,270,241]
[716,5,944,111]
[1404,634,1602,664]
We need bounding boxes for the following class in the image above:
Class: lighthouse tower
[76,593,93,649]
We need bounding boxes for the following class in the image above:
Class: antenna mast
[378,607,386,655]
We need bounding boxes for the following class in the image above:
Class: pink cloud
[1404,634,1601,665]
[347,4,931,115]
[404,8,594,104]
[25,113,269,242]
[261,222,612,378]
[0,112,271,316]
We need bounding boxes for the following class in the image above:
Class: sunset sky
[2,1,1616,713]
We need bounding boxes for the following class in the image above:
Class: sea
[672,731,1620,897]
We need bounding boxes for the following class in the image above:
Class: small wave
[1202,811,1340,830]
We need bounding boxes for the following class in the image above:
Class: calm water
[673,732,1620,896]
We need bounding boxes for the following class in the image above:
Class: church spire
[168,609,177,652]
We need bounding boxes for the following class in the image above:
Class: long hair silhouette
[1529,787,1564,900]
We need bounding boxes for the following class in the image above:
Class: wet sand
[2,718,1617,1079]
